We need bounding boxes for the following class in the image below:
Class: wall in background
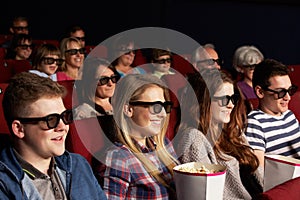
[1,0,299,72]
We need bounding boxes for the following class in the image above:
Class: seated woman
[57,37,85,80]
[96,74,180,199]
[73,57,120,119]
[174,69,263,199]
[29,43,64,81]
[110,35,146,78]
[232,45,264,112]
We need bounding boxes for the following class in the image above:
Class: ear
[11,120,25,139]
[255,85,264,99]
[123,104,133,117]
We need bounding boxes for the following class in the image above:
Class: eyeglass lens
[65,48,86,55]
[17,110,73,129]
[265,85,298,99]
[213,94,239,107]
[18,44,33,50]
[197,58,223,66]
[129,101,173,114]
[98,75,120,85]
[155,58,171,64]
[43,57,64,66]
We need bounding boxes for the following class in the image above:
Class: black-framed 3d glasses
[197,58,224,66]
[65,48,86,55]
[117,47,136,55]
[13,26,29,31]
[263,85,298,99]
[98,74,121,86]
[129,101,173,114]
[18,44,33,50]
[16,109,73,130]
[154,58,172,64]
[42,57,64,66]
[212,94,239,107]
[75,37,85,41]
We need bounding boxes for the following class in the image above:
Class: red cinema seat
[172,54,197,77]
[5,59,32,75]
[86,45,107,59]
[0,83,9,134]
[288,65,300,89]
[289,91,300,121]
[57,80,79,110]
[0,60,12,83]
[33,39,59,48]
[66,115,117,165]
[161,73,188,140]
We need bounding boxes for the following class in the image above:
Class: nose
[55,118,69,132]
[283,92,291,101]
[227,99,235,108]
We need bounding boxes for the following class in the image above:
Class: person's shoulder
[56,71,73,81]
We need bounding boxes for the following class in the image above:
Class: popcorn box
[173,162,226,200]
[264,155,300,191]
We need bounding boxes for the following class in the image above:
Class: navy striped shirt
[245,109,300,158]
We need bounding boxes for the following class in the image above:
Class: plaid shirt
[103,138,178,200]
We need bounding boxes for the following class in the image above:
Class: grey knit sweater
[175,127,263,200]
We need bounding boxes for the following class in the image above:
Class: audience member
[73,57,120,119]
[233,45,264,111]
[191,43,223,71]
[245,58,300,168]
[0,72,107,199]
[0,16,29,49]
[175,69,263,199]
[5,33,33,61]
[97,74,179,199]
[29,43,64,81]
[57,37,85,80]
[150,48,176,79]
[110,35,146,78]
[65,25,86,48]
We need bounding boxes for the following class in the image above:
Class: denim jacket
[0,147,107,200]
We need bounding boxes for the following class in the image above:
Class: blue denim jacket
[0,147,107,200]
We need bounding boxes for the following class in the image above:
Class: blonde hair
[59,37,82,72]
[112,74,179,187]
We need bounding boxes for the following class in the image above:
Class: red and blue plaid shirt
[102,138,178,199]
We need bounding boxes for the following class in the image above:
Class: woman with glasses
[245,59,300,170]
[233,45,264,112]
[73,57,120,119]
[57,37,85,80]
[110,35,146,78]
[29,43,64,81]
[97,74,179,199]
[174,69,263,199]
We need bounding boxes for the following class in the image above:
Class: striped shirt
[245,109,300,158]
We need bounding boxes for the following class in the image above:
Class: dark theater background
[1,0,300,72]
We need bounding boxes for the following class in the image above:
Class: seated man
[245,58,300,168]
[0,72,107,199]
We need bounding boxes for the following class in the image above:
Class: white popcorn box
[173,162,226,200]
[264,155,300,191]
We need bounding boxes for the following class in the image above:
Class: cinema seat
[57,80,79,110]
[66,115,117,165]
[0,83,9,135]
[258,177,300,200]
